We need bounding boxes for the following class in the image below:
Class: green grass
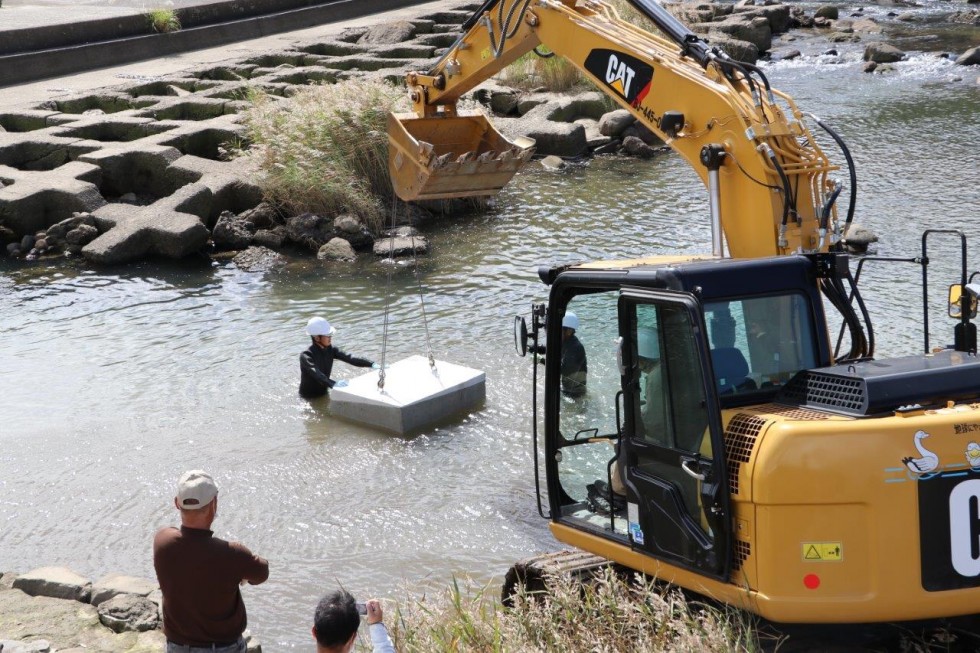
[382,568,761,652]
[241,80,407,233]
[147,8,181,34]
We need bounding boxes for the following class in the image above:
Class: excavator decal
[584,49,653,109]
[966,442,980,470]
[903,430,941,475]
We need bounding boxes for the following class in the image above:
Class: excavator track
[501,549,611,607]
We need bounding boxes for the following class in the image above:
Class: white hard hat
[637,327,660,361]
[562,312,580,331]
[306,316,336,337]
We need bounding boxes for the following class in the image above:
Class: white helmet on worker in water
[562,312,580,331]
[637,326,660,361]
[306,316,336,337]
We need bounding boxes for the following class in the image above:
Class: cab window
[704,294,817,396]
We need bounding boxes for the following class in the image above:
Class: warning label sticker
[801,542,843,562]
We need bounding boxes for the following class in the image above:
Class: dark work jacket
[299,343,373,398]
[561,334,588,396]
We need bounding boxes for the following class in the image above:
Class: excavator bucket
[388,109,535,202]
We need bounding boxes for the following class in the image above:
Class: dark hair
[313,589,360,648]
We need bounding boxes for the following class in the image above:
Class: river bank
[0,567,262,653]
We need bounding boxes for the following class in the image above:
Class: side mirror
[948,284,978,320]
[514,316,528,357]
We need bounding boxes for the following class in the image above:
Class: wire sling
[378,197,437,391]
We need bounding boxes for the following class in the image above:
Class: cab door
[617,290,731,581]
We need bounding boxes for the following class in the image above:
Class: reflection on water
[1,50,979,647]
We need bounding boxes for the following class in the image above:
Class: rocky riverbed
[0,0,975,269]
[0,567,262,653]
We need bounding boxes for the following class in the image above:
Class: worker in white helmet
[299,317,378,398]
[560,311,588,397]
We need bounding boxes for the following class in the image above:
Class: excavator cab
[528,256,832,585]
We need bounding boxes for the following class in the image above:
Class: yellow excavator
[387,0,980,627]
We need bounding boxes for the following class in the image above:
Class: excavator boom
[388,0,846,258]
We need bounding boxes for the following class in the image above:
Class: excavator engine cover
[388,109,535,201]
[777,349,980,417]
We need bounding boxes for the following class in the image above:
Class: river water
[1,7,978,648]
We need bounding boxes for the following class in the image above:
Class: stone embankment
[0,567,261,653]
[0,0,976,267]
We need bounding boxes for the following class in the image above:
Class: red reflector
[804,574,820,590]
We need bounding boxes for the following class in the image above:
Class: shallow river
[2,7,979,648]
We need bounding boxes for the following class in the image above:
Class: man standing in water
[300,316,378,398]
[560,312,588,396]
[153,470,269,653]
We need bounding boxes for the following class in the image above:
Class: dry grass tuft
[499,49,587,93]
[384,569,760,652]
[242,80,407,233]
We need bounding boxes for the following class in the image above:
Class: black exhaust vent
[776,350,980,417]
[779,372,866,413]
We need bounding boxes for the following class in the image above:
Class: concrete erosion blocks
[90,574,158,607]
[330,355,485,435]
[12,566,91,603]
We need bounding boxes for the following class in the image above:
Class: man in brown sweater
[153,470,269,653]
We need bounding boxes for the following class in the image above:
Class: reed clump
[385,569,760,652]
[242,80,406,234]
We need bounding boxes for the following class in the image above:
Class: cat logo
[584,49,654,110]
[606,54,636,97]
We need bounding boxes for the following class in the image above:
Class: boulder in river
[285,212,333,251]
[212,210,255,251]
[317,237,356,261]
[955,46,980,66]
[622,135,661,159]
[864,42,905,63]
[598,110,635,139]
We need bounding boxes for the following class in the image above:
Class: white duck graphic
[966,442,980,471]
[902,430,939,474]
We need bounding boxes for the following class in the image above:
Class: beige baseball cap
[176,470,218,509]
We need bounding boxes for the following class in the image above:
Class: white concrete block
[329,355,485,435]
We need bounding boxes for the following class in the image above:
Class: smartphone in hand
[356,602,367,616]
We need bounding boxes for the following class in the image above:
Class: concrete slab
[330,355,485,435]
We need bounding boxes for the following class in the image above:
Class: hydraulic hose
[761,144,793,228]
[713,58,761,106]
[809,113,857,228]
[821,182,843,231]
[845,267,875,358]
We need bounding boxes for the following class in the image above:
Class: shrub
[147,8,181,34]
[242,80,407,233]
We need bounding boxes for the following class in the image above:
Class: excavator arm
[388,0,846,258]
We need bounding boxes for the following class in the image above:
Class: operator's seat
[710,347,755,394]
